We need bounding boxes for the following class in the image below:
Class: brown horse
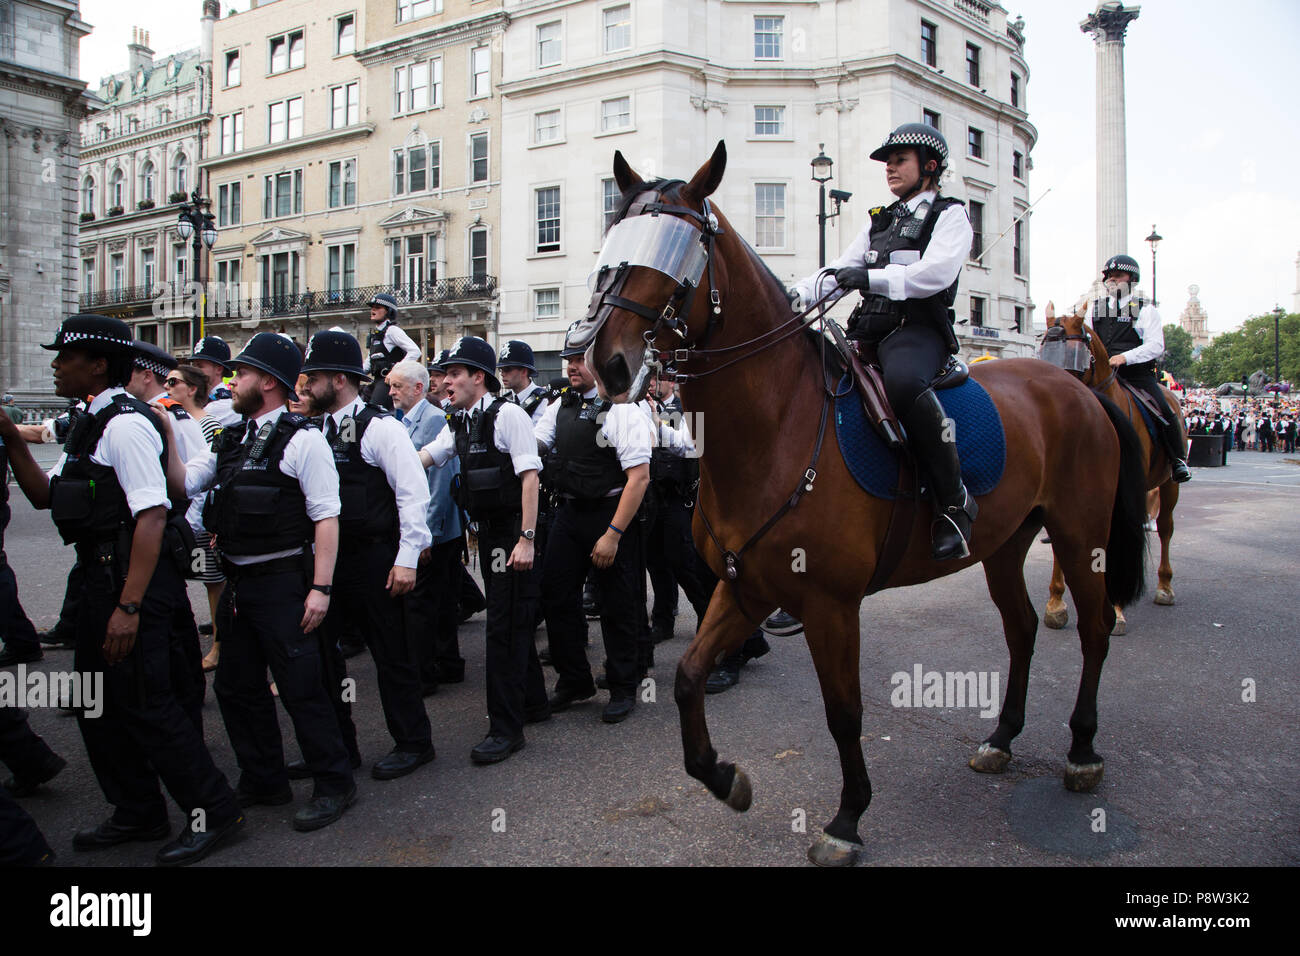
[1039,302,1183,634]
[574,143,1149,866]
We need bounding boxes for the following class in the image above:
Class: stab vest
[327,404,399,541]
[450,398,523,519]
[1092,296,1147,360]
[648,399,690,493]
[548,390,626,500]
[49,394,167,546]
[858,196,965,318]
[205,413,316,556]
[512,384,554,420]
[367,320,408,378]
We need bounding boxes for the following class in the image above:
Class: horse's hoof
[725,767,752,812]
[1111,617,1127,636]
[1044,606,1069,629]
[1154,587,1175,606]
[807,832,863,867]
[1064,760,1104,792]
[969,742,1012,774]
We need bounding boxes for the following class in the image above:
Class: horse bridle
[1041,321,1118,392]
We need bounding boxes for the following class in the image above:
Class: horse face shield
[1038,327,1091,374]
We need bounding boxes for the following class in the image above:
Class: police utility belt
[849,293,958,352]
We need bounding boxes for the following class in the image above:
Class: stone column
[1292,251,1299,315]
[1081,3,1140,272]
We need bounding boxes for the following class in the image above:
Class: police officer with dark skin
[158,332,358,832]
[535,328,654,723]
[1087,254,1192,482]
[792,123,978,560]
[0,315,244,865]
[366,293,422,410]
[298,330,435,780]
[417,337,547,762]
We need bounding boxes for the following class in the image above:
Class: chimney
[127,26,154,73]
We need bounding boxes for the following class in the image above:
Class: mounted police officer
[792,122,977,560]
[535,325,654,723]
[186,335,240,426]
[417,336,547,763]
[366,293,422,410]
[161,332,358,833]
[1088,254,1192,482]
[298,330,435,780]
[0,315,243,865]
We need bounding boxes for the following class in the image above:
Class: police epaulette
[169,406,191,420]
[869,206,886,217]
[279,412,316,430]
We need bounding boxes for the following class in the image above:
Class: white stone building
[0,0,95,403]
[497,0,1038,379]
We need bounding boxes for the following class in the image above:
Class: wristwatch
[116,602,140,615]
[521,529,536,541]
[310,584,333,595]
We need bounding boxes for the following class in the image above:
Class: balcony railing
[207,277,499,320]
[79,284,162,308]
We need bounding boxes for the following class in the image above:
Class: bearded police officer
[187,336,240,427]
[0,315,243,865]
[536,327,654,723]
[792,122,977,560]
[366,293,422,411]
[162,332,358,832]
[299,331,435,779]
[1088,254,1192,482]
[417,336,547,763]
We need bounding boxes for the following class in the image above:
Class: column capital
[1081,3,1141,43]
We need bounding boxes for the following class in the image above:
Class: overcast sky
[76,0,1300,332]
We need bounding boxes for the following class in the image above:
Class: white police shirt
[512,382,552,425]
[422,393,543,477]
[1086,294,1165,367]
[206,395,241,427]
[327,397,432,569]
[183,404,341,565]
[792,190,972,309]
[535,387,654,474]
[377,322,422,365]
[646,398,698,457]
[47,387,170,517]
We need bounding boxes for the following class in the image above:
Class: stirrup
[931,489,977,561]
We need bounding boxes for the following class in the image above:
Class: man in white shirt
[1087,253,1191,482]
[298,331,435,781]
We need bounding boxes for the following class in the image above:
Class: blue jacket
[401,398,462,545]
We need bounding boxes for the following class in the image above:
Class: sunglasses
[164,377,187,387]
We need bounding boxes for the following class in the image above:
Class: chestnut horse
[1039,302,1183,634]
[576,143,1148,866]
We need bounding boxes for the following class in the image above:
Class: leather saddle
[1117,377,1170,426]
[824,319,968,450]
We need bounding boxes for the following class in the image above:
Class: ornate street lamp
[1145,224,1162,307]
[176,188,217,347]
[811,145,836,269]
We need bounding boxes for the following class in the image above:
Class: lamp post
[1274,304,1285,409]
[303,287,312,344]
[1145,224,1162,307]
[811,145,835,268]
[175,188,217,349]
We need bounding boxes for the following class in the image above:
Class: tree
[1194,311,1299,387]
[1160,324,1194,385]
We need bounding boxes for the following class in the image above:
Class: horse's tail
[1097,393,1148,607]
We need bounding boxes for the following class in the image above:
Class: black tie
[325,416,339,443]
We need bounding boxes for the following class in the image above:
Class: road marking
[1190,478,1300,490]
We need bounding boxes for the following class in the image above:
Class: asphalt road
[3,449,1297,867]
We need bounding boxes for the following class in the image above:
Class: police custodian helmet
[442,336,500,392]
[230,332,303,399]
[869,122,950,177]
[497,340,537,372]
[1102,253,1141,283]
[190,335,232,369]
[301,329,370,380]
[559,320,586,359]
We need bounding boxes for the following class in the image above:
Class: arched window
[82,175,95,214]
[110,167,125,208]
[172,152,188,195]
[140,161,155,202]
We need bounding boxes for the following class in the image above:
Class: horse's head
[1038,300,1096,378]
[568,142,729,403]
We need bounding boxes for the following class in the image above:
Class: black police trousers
[0,789,51,864]
[645,486,716,631]
[0,706,58,864]
[74,546,238,827]
[215,562,354,798]
[543,496,642,701]
[0,550,38,655]
[403,537,465,687]
[322,537,431,754]
[478,514,548,741]
[1120,365,1187,460]
[875,320,951,420]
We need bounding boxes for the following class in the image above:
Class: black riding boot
[903,388,978,560]
[1162,419,1192,482]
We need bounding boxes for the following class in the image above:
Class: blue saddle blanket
[833,374,1006,500]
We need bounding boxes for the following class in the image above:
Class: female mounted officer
[791,123,976,560]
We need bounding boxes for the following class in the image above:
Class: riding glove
[835,267,874,290]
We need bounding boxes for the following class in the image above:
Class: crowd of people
[0,296,770,867]
[1177,388,1299,454]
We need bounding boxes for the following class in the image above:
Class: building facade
[200,0,505,357]
[1178,283,1210,354]
[0,0,95,402]
[76,5,218,358]
[497,0,1038,375]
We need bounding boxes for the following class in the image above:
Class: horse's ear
[1045,301,1055,321]
[682,141,727,202]
[613,150,643,194]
